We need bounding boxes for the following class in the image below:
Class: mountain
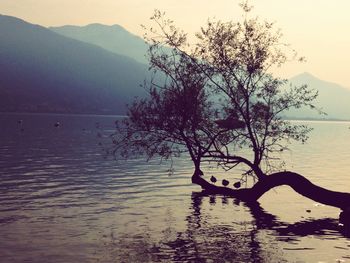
[2,15,350,118]
[287,72,350,120]
[50,24,149,64]
[0,15,148,114]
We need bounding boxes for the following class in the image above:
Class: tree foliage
[112,4,318,181]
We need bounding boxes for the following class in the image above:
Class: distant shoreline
[283,117,350,122]
[0,111,127,118]
[1,111,350,123]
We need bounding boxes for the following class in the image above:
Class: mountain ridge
[0,14,148,114]
[50,23,149,64]
[2,15,350,119]
[288,72,350,120]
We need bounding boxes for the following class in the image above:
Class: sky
[1,0,350,87]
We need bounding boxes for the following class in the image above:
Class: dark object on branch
[215,118,246,130]
[222,179,229,187]
[233,182,241,189]
[210,176,217,183]
[192,171,350,211]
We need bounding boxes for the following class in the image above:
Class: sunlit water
[1,113,350,263]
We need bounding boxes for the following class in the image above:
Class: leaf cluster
[112,5,320,177]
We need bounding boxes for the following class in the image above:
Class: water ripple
[1,114,350,263]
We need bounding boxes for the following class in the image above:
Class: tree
[112,3,350,220]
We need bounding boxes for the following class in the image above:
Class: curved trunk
[192,171,350,210]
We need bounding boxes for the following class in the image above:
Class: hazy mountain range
[50,23,149,64]
[0,15,147,114]
[288,72,350,120]
[1,14,350,119]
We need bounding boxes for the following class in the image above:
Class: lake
[1,113,350,263]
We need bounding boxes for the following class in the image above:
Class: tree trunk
[192,171,350,210]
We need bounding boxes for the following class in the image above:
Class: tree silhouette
[112,3,350,221]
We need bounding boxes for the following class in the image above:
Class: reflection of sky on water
[1,113,350,262]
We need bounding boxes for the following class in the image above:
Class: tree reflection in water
[246,196,350,238]
[106,192,349,263]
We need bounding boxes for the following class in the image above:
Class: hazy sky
[1,0,350,87]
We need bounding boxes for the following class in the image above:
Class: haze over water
[1,113,350,262]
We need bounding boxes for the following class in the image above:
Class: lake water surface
[1,113,350,263]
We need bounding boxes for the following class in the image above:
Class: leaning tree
[112,4,350,221]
